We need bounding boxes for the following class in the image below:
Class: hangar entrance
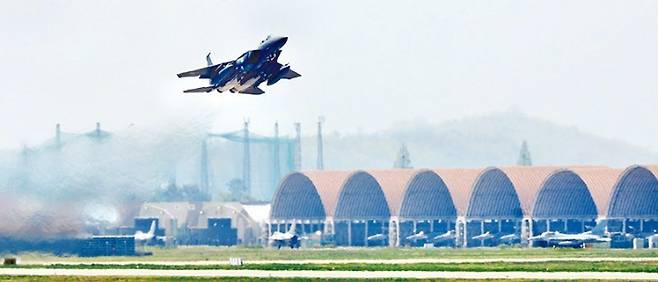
[465,168,523,247]
[334,219,389,246]
[398,218,455,247]
[531,218,597,235]
[466,218,521,247]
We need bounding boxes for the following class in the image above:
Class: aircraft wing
[239,86,265,95]
[183,86,216,93]
[177,62,231,78]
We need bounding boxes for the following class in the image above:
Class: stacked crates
[207,218,237,246]
[80,237,135,257]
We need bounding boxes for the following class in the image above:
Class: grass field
[9,246,658,263]
[0,277,614,282]
[4,261,658,272]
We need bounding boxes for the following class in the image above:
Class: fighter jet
[499,233,519,242]
[367,233,387,242]
[92,220,160,245]
[471,231,494,241]
[433,230,457,242]
[529,231,610,247]
[134,220,157,242]
[177,35,301,94]
[269,224,300,249]
[406,231,428,241]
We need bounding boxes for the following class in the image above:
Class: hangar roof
[369,169,457,219]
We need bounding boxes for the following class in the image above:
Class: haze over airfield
[1,1,657,151]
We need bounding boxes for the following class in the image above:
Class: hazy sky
[1,1,657,151]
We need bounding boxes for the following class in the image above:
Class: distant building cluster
[270,165,658,247]
[133,201,269,246]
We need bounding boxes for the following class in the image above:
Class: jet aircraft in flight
[177,36,300,94]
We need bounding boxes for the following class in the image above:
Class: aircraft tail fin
[288,222,297,235]
[183,86,216,93]
[148,221,156,236]
[239,86,265,95]
[591,219,608,236]
[206,53,213,66]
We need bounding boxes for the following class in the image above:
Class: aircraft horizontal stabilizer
[177,66,210,78]
[183,86,215,93]
[239,86,265,95]
[282,68,301,79]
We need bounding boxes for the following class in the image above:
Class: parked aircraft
[405,231,428,241]
[367,233,387,241]
[269,224,300,249]
[471,231,494,241]
[529,230,610,247]
[432,230,456,241]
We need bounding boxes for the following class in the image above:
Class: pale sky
[1,1,657,151]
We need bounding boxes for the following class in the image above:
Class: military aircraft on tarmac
[405,231,428,242]
[177,35,300,94]
[529,230,611,247]
[269,224,300,249]
[367,233,387,241]
[134,221,158,242]
[499,233,519,242]
[471,231,494,241]
[432,230,456,242]
[93,220,161,245]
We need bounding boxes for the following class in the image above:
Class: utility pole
[95,122,101,138]
[517,140,532,166]
[394,143,412,169]
[200,137,210,194]
[317,116,325,170]
[243,119,251,196]
[55,123,61,148]
[294,122,301,171]
[272,122,281,193]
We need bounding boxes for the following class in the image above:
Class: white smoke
[0,113,214,238]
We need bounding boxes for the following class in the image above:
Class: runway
[2,268,658,280]
[21,256,658,266]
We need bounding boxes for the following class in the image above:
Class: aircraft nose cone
[279,37,288,46]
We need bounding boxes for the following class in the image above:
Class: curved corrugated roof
[270,172,326,220]
[607,165,658,218]
[139,202,195,229]
[647,165,658,178]
[570,167,623,216]
[500,166,557,216]
[434,168,484,216]
[466,167,523,219]
[367,169,418,216]
[532,169,598,219]
[334,171,390,220]
[369,169,457,219]
[400,170,457,219]
[303,170,353,217]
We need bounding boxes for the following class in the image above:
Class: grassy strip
[4,261,658,272]
[0,277,637,282]
[12,246,658,263]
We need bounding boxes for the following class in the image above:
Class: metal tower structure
[204,121,299,200]
[273,122,281,187]
[243,120,251,195]
[316,116,325,170]
[199,138,210,194]
[55,123,62,148]
[294,122,302,170]
[394,143,412,169]
[517,140,533,166]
